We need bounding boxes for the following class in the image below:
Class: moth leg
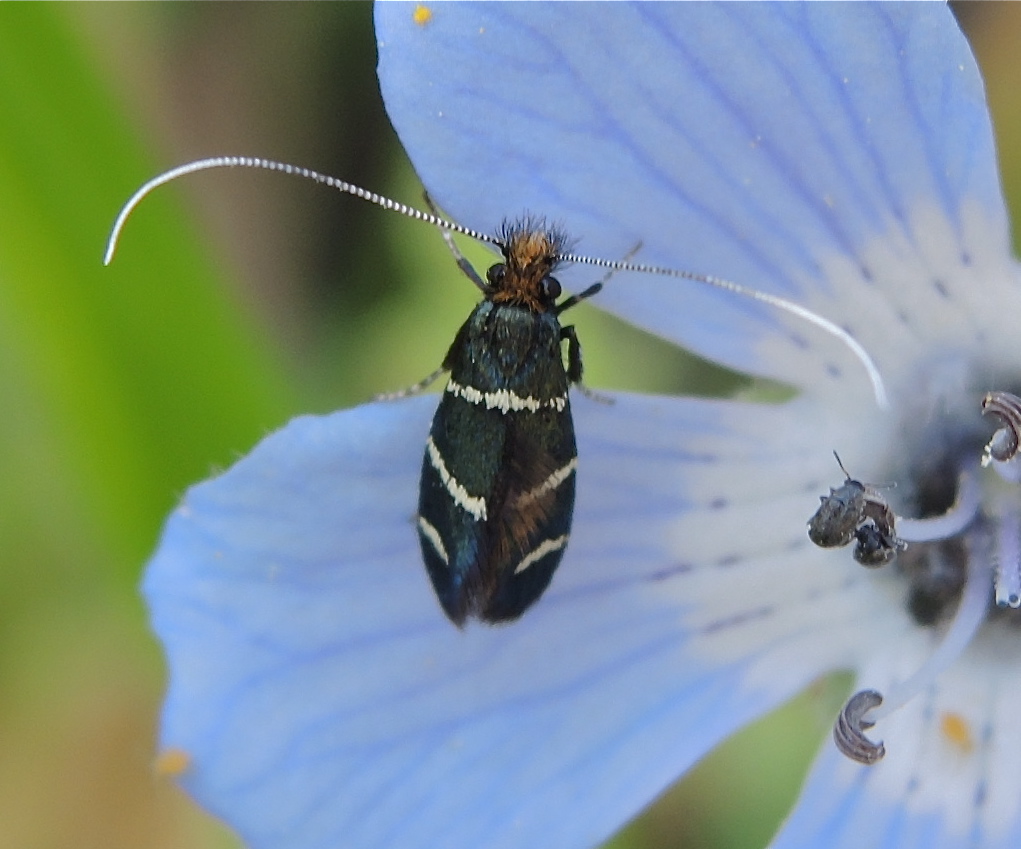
[556,240,642,315]
[558,242,643,404]
[562,325,611,404]
[424,191,488,294]
[556,281,602,314]
[374,367,446,402]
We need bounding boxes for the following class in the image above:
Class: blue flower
[145,4,1021,849]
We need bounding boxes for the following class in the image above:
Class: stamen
[994,512,1021,608]
[897,470,981,543]
[836,545,990,763]
[991,457,1021,484]
[868,547,988,722]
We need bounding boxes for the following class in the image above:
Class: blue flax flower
[145,4,1021,849]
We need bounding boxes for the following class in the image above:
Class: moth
[416,220,600,624]
[106,156,889,625]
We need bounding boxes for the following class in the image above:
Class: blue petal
[769,741,950,849]
[768,722,1021,849]
[769,639,1021,849]
[146,393,856,849]
[376,3,1005,382]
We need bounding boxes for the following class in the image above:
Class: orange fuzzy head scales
[492,219,570,310]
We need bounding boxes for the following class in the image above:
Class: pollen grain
[413,5,433,26]
[153,747,192,778]
[939,712,974,753]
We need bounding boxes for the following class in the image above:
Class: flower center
[809,390,1021,765]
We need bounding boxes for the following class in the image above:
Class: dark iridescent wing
[417,303,577,624]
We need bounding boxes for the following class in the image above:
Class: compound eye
[486,264,506,288]
[542,275,562,300]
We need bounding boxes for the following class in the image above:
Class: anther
[981,391,1021,466]
[834,689,885,765]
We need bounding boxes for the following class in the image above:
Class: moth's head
[488,218,571,311]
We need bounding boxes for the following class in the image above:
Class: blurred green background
[0,4,1017,848]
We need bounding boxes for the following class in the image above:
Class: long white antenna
[102,155,499,267]
[560,251,888,409]
[104,155,889,409]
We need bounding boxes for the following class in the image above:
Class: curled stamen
[834,689,885,765]
[994,512,1021,608]
[870,546,989,718]
[834,546,990,764]
[897,470,981,543]
[981,391,1021,466]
